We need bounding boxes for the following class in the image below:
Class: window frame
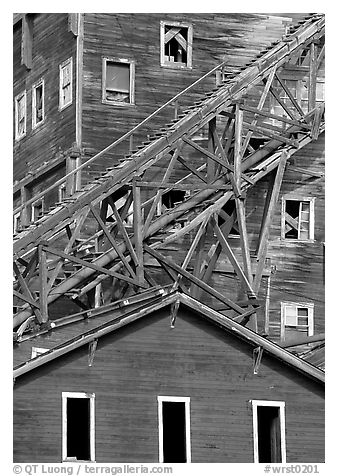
[59,57,73,111]
[14,90,27,141]
[281,196,315,242]
[13,212,21,233]
[32,78,45,129]
[102,57,135,106]
[62,391,95,462]
[251,400,286,463]
[31,198,44,223]
[157,395,191,463]
[280,301,314,341]
[160,21,193,69]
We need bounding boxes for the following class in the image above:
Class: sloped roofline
[13,291,324,384]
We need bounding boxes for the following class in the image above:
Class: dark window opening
[66,397,90,461]
[257,406,282,463]
[162,402,187,463]
[162,190,185,210]
[164,26,188,64]
[34,84,43,124]
[105,62,131,103]
[284,199,310,240]
[219,200,239,236]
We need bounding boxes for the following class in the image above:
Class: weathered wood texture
[13,14,77,182]
[80,13,294,182]
[13,306,324,463]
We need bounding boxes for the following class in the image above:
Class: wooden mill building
[13,13,325,463]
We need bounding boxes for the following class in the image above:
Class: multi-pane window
[62,392,95,462]
[102,58,135,105]
[59,58,73,110]
[281,197,314,241]
[32,79,44,129]
[158,396,191,463]
[160,21,193,68]
[15,91,27,140]
[281,302,314,341]
[252,401,286,463]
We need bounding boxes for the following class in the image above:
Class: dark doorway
[162,401,187,463]
[257,406,282,462]
[67,397,90,461]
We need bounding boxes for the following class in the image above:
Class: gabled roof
[13,290,324,385]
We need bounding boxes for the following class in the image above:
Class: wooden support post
[14,261,43,324]
[207,117,217,182]
[264,275,271,336]
[309,42,318,111]
[129,134,134,153]
[234,104,243,191]
[133,178,145,286]
[38,245,49,323]
[253,347,264,375]
[68,13,79,36]
[253,151,288,294]
[21,14,33,69]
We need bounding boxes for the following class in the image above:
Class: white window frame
[32,78,45,129]
[62,391,95,462]
[31,198,44,223]
[251,400,286,463]
[13,212,21,233]
[15,90,27,140]
[280,301,314,341]
[281,196,315,241]
[31,347,48,359]
[158,396,191,463]
[59,57,73,111]
[160,21,193,69]
[102,57,135,106]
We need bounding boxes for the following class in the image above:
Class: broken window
[160,21,193,68]
[32,79,44,129]
[59,58,73,110]
[158,396,191,463]
[15,91,27,140]
[102,58,135,105]
[281,302,314,341]
[281,198,314,241]
[13,212,21,233]
[252,401,286,463]
[62,392,95,462]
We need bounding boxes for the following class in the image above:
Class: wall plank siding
[13,306,324,463]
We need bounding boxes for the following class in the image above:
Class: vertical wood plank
[21,14,33,70]
[39,245,49,323]
[309,42,318,111]
[207,117,217,181]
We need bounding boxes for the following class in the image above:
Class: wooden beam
[13,261,43,323]
[211,217,256,297]
[177,156,208,184]
[211,128,241,197]
[235,197,253,287]
[133,178,145,285]
[243,122,299,147]
[275,72,305,118]
[253,151,288,293]
[44,245,144,288]
[234,104,243,191]
[172,217,209,292]
[308,42,318,111]
[89,204,136,280]
[13,289,40,309]
[144,245,245,314]
[183,137,254,185]
[38,245,49,323]
[265,80,298,121]
[21,14,33,69]
[207,117,217,181]
[143,144,182,234]
[241,65,277,158]
[241,105,312,129]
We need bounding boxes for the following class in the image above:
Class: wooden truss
[13,15,325,339]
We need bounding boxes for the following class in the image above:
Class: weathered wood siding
[13,306,324,463]
[80,13,295,182]
[13,14,77,182]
